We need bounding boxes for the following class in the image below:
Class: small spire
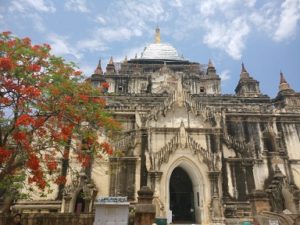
[241,62,247,73]
[109,56,114,64]
[135,53,137,59]
[280,70,287,84]
[208,58,214,67]
[124,56,128,63]
[240,62,250,79]
[155,26,161,43]
[279,71,291,91]
[94,59,103,75]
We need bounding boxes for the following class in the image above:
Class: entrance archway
[169,167,195,223]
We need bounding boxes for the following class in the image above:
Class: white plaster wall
[223,145,236,158]
[92,160,110,197]
[149,105,204,129]
[284,124,300,159]
[253,161,269,189]
[226,163,234,197]
[151,132,175,153]
[291,165,300,189]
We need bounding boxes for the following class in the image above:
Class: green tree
[0,32,119,209]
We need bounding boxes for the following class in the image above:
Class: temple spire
[240,62,250,79]
[155,26,161,43]
[208,58,214,68]
[109,56,114,64]
[279,71,291,91]
[94,59,103,75]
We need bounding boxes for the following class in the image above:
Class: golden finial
[109,56,113,64]
[155,26,161,43]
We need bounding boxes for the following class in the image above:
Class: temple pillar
[135,186,156,225]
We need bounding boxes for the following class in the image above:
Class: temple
[12,28,300,224]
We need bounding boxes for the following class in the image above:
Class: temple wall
[282,123,300,159]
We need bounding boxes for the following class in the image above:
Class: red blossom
[0,97,11,105]
[102,82,109,89]
[64,95,72,102]
[45,154,58,171]
[74,70,82,76]
[55,176,66,185]
[0,147,12,163]
[43,43,51,50]
[100,142,113,155]
[27,154,40,171]
[0,57,13,71]
[2,31,11,36]
[79,94,89,103]
[93,97,106,106]
[22,37,31,45]
[13,131,27,141]
[8,40,16,48]
[27,64,41,72]
[16,114,35,126]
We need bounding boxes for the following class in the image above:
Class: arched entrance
[169,167,196,223]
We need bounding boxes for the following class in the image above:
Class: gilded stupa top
[140,27,183,61]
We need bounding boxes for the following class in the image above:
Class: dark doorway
[169,167,195,223]
[74,190,85,213]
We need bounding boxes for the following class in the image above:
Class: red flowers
[27,154,40,171]
[55,176,66,185]
[102,82,109,89]
[101,142,113,155]
[74,70,82,76]
[27,64,41,72]
[2,31,12,36]
[0,57,13,71]
[22,37,31,45]
[16,114,35,126]
[45,154,58,171]
[0,147,12,163]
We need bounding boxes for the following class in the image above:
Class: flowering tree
[0,32,119,204]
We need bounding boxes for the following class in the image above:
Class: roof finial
[241,62,247,73]
[109,56,114,64]
[280,70,287,84]
[155,26,161,43]
[208,58,214,67]
[279,70,291,91]
[94,59,103,75]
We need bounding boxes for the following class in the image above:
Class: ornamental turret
[235,63,261,97]
[105,56,116,74]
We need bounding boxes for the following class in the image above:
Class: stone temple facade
[89,28,300,224]
[11,29,300,225]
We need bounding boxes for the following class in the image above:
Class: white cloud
[77,39,108,53]
[274,0,300,41]
[220,70,231,81]
[65,0,89,13]
[95,16,106,25]
[114,45,147,62]
[9,0,56,13]
[28,14,46,32]
[203,17,250,60]
[48,34,82,60]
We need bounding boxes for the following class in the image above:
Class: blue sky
[1,0,300,97]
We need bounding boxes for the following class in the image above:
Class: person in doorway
[12,213,23,225]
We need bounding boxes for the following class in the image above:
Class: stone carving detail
[223,133,254,158]
[150,126,210,170]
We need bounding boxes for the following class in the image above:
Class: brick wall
[0,213,94,225]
